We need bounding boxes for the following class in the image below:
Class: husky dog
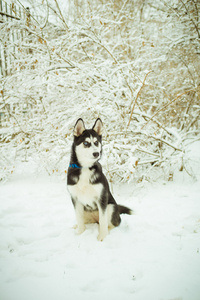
[67,118,132,241]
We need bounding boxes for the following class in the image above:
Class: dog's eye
[83,141,90,147]
[94,141,99,147]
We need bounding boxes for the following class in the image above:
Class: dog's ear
[92,118,103,136]
[74,118,86,137]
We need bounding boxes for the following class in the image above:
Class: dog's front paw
[97,234,104,241]
[97,230,108,241]
[77,225,86,235]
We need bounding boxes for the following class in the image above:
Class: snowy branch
[0,0,199,182]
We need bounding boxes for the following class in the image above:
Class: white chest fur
[68,168,103,207]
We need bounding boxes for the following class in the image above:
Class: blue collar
[69,163,82,169]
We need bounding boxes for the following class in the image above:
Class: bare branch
[127,71,152,131]
[142,89,196,129]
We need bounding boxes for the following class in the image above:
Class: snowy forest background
[0,0,200,183]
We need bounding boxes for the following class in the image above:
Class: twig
[54,0,69,30]
[84,33,118,64]
[148,135,182,152]
[132,131,182,152]
[136,148,160,157]
[186,114,200,131]
[45,65,75,73]
[115,0,130,22]
[180,0,200,39]
[141,88,196,129]
[16,0,40,26]
[23,25,52,63]
[126,71,152,131]
[132,111,172,135]
[40,0,49,29]
[0,11,20,20]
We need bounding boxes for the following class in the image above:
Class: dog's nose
[93,152,99,158]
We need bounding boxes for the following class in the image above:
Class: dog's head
[73,118,103,167]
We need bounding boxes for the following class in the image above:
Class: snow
[0,142,200,300]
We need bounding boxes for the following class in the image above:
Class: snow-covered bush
[0,0,199,182]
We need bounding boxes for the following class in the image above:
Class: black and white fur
[67,118,132,241]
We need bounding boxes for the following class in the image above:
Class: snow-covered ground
[0,142,200,300]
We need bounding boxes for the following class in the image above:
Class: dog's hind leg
[107,204,121,230]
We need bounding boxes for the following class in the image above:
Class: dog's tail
[118,205,133,215]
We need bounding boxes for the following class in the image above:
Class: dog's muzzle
[93,152,99,159]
